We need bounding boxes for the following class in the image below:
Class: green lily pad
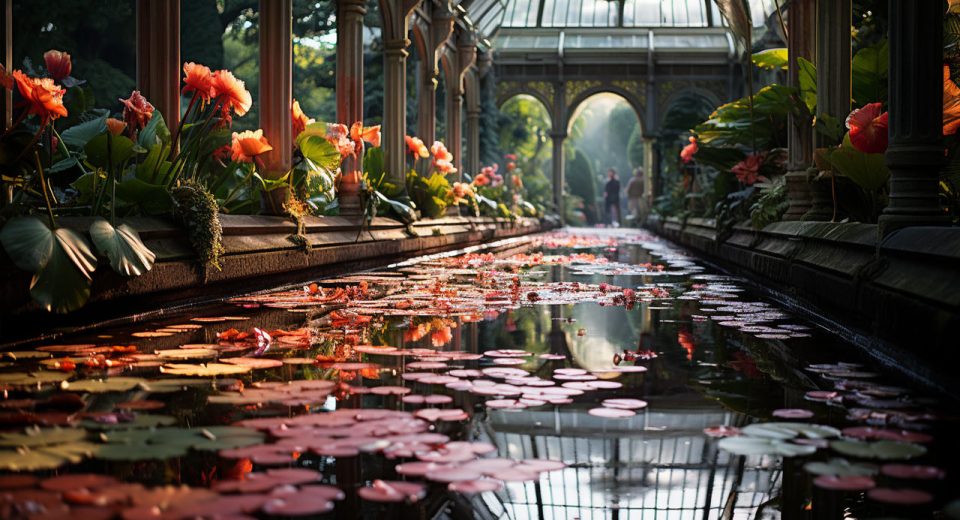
[804,458,878,477]
[138,378,211,393]
[89,218,156,277]
[0,448,70,471]
[160,363,251,377]
[718,436,818,457]
[156,349,218,360]
[0,372,72,386]
[81,414,177,430]
[741,422,842,440]
[94,442,188,461]
[2,351,52,360]
[0,427,95,471]
[0,427,87,448]
[61,377,146,393]
[95,426,263,461]
[830,440,927,460]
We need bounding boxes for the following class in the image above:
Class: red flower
[845,102,888,154]
[43,50,72,82]
[680,136,698,163]
[231,129,273,164]
[182,62,215,102]
[291,100,314,139]
[212,69,252,117]
[13,70,68,122]
[119,90,154,131]
[731,153,767,185]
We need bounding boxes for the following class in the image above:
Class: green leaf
[830,440,927,460]
[299,134,341,172]
[797,57,817,113]
[719,436,818,457]
[852,39,888,106]
[364,146,385,179]
[60,115,107,148]
[713,0,753,49]
[88,218,156,277]
[48,157,79,174]
[825,137,890,191]
[135,144,174,185]
[30,227,97,313]
[375,191,417,224]
[115,178,174,215]
[1,217,55,272]
[138,110,171,148]
[753,48,788,70]
[84,134,136,170]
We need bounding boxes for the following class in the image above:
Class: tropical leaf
[115,177,174,215]
[60,113,107,148]
[88,218,156,277]
[752,48,788,70]
[852,39,889,106]
[364,146,385,179]
[138,110,170,148]
[136,143,174,185]
[713,0,752,49]
[0,217,55,272]
[299,134,341,172]
[825,136,890,192]
[797,57,817,113]
[375,191,417,224]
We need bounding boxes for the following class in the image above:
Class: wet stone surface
[0,228,956,519]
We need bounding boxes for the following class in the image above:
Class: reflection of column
[783,0,815,220]
[880,1,948,235]
[381,0,421,189]
[259,0,293,201]
[136,0,180,131]
[337,0,367,216]
[551,132,566,222]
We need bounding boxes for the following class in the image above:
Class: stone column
[259,0,292,175]
[466,107,480,176]
[879,0,948,234]
[136,0,180,130]
[804,0,851,221]
[337,0,367,215]
[445,28,477,182]
[551,132,566,222]
[783,0,815,220]
[417,4,454,146]
[380,0,422,189]
[643,137,655,215]
[1,0,11,128]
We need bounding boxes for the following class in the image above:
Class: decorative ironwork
[564,80,602,103]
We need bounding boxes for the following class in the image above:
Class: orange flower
[731,153,767,185]
[231,129,273,163]
[13,70,68,122]
[291,100,314,138]
[450,181,474,204]
[405,135,429,158]
[43,50,72,82]
[473,172,490,186]
[431,141,456,174]
[430,325,453,347]
[944,65,960,136]
[119,90,154,130]
[212,69,252,117]
[350,121,381,148]
[512,175,524,189]
[680,136,698,163]
[325,123,355,158]
[845,102,888,154]
[182,62,215,102]
[106,118,127,136]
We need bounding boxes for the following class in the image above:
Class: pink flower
[431,141,457,174]
[325,123,355,158]
[731,153,768,185]
[680,136,698,163]
[845,102,889,154]
[43,50,72,82]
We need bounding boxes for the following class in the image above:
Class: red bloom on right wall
[845,102,889,154]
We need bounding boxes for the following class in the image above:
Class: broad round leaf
[89,218,156,277]
[0,217,55,272]
[28,227,98,313]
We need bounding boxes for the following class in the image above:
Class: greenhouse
[0,0,957,518]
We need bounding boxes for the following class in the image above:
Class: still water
[0,228,955,519]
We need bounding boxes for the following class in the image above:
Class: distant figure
[626,167,646,225]
[603,168,621,227]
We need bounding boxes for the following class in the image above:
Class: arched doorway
[655,91,718,214]
[564,93,643,226]
[497,94,554,216]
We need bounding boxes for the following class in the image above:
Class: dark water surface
[0,228,956,519]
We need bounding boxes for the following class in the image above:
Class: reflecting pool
[0,228,956,519]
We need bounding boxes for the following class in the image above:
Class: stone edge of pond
[647,215,960,400]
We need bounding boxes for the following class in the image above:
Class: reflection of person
[625,167,646,225]
[603,168,621,227]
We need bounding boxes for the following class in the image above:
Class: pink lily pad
[772,408,814,419]
[448,480,503,494]
[813,475,876,491]
[867,488,933,505]
[588,407,636,418]
[601,398,648,410]
[357,480,426,503]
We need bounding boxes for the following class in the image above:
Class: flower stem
[34,152,57,228]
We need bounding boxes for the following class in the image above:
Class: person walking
[603,168,621,227]
[625,167,646,225]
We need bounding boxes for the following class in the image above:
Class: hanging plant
[170,180,225,270]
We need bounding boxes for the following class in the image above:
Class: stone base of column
[783,170,812,221]
[802,174,835,222]
[878,213,950,237]
[338,169,364,217]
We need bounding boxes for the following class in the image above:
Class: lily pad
[830,440,927,460]
[61,377,146,393]
[89,218,156,277]
[740,422,841,440]
[160,363,251,377]
[804,458,878,477]
[718,436,818,457]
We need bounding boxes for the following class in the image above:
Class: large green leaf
[115,177,174,215]
[826,137,890,192]
[364,146,385,179]
[375,191,417,224]
[60,114,107,149]
[0,217,55,272]
[299,134,341,172]
[852,39,888,106]
[797,57,817,113]
[136,143,174,185]
[138,110,171,148]
[752,48,787,70]
[29,226,97,313]
[85,134,136,170]
[89,217,156,277]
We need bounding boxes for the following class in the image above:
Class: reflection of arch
[565,86,645,134]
